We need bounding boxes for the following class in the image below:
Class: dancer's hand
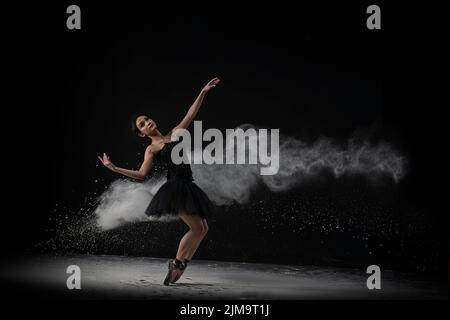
[201,77,220,93]
[98,152,116,171]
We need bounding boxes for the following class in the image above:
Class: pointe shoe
[163,260,178,286]
[171,260,189,283]
[170,265,187,283]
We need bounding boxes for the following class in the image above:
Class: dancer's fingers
[97,156,103,163]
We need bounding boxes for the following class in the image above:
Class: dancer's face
[135,115,157,137]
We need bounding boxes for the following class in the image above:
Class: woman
[98,77,220,285]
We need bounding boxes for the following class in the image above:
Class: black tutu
[145,141,215,219]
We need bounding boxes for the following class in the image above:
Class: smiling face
[135,115,158,137]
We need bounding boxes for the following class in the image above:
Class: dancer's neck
[149,130,168,143]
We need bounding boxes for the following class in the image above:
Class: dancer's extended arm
[172,77,220,132]
[98,146,154,180]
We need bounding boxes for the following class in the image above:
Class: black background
[8,1,446,279]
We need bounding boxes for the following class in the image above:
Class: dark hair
[131,113,147,136]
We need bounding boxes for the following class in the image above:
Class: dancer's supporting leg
[185,218,208,260]
[170,213,208,281]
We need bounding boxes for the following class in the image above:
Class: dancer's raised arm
[172,77,220,132]
[98,146,154,180]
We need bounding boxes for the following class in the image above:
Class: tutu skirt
[145,178,215,219]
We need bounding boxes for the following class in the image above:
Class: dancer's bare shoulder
[145,144,157,157]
